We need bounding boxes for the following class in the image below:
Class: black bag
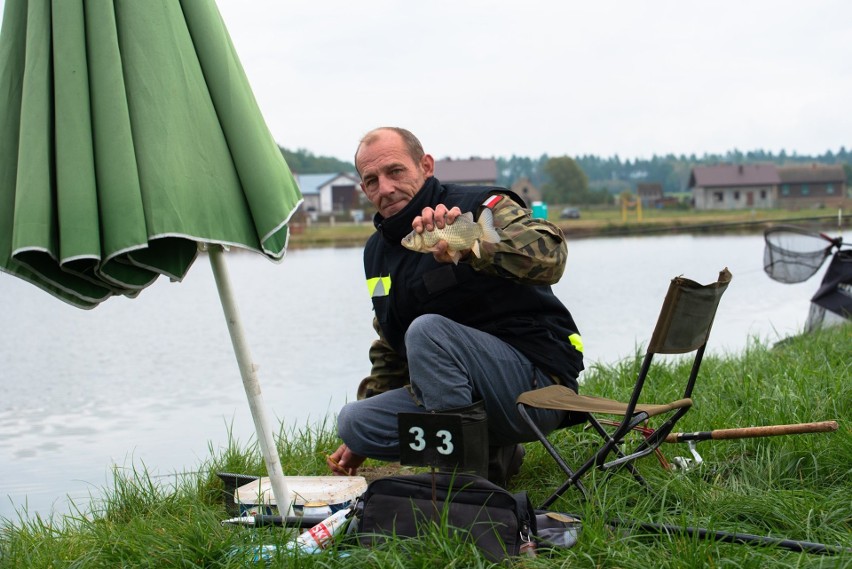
[352,472,535,561]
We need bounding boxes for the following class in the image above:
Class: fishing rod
[607,518,852,555]
[665,420,838,443]
[662,421,839,470]
[596,420,839,470]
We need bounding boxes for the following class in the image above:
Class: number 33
[408,427,455,455]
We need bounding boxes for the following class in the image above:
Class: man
[327,127,583,486]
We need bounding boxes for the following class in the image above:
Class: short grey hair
[355,127,424,176]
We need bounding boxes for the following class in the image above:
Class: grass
[1,324,850,568]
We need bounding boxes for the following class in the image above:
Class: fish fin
[449,250,462,265]
[471,240,481,258]
[459,211,475,223]
[478,208,501,243]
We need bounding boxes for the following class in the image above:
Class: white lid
[234,475,367,507]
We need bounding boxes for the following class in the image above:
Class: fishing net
[806,248,852,331]
[763,226,836,284]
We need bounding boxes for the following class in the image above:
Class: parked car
[560,207,581,219]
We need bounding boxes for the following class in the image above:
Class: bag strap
[513,490,535,539]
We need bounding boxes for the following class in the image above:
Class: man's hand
[430,240,470,264]
[412,204,461,233]
[411,205,471,264]
[327,443,366,476]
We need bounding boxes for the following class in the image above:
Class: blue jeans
[337,314,568,460]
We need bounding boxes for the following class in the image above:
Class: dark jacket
[364,177,583,390]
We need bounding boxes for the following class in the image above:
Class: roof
[295,172,358,195]
[689,164,780,188]
[434,157,497,184]
[777,164,846,184]
[637,183,663,197]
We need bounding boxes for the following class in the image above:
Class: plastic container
[531,201,548,219]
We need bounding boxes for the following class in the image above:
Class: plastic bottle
[227,508,352,563]
[285,507,351,554]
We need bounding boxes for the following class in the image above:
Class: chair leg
[516,404,589,506]
[541,471,589,509]
[541,415,648,506]
[587,415,652,491]
[587,415,632,467]
[601,459,651,492]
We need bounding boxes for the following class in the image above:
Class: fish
[401,208,501,264]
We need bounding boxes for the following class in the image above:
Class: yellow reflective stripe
[568,333,584,353]
[366,276,392,297]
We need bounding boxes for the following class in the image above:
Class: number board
[398,412,464,469]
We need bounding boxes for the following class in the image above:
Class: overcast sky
[3,1,847,163]
[213,1,850,164]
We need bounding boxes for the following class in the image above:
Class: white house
[295,172,360,214]
[689,164,779,210]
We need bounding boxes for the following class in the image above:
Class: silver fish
[401,208,501,264]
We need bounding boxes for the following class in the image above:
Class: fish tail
[478,208,501,243]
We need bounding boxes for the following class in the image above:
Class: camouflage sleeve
[356,316,410,400]
[467,194,568,285]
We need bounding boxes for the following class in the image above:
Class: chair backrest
[647,268,732,355]
[620,268,732,424]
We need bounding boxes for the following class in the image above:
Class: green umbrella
[0,0,303,514]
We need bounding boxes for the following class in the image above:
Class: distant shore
[288,208,850,249]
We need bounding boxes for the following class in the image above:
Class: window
[733,191,740,200]
[801,184,810,196]
[760,190,767,199]
[827,184,835,195]
[713,192,723,202]
[781,184,790,196]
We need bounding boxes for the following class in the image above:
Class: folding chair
[517,268,732,508]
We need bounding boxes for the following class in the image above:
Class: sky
[1,1,848,163]
[212,0,851,164]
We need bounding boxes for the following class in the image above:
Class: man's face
[356,131,434,218]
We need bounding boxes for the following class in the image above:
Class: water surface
[0,233,838,520]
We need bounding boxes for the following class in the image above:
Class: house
[636,183,664,207]
[434,157,497,186]
[689,164,779,210]
[295,172,360,214]
[777,164,847,209]
[510,177,543,205]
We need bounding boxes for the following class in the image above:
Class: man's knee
[335,397,403,460]
[405,313,446,345]
[405,314,463,359]
[336,402,359,446]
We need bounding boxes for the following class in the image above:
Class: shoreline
[288,211,850,249]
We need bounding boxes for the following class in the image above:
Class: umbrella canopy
[0,0,302,307]
[0,0,303,513]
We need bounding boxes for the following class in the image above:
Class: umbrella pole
[208,246,291,516]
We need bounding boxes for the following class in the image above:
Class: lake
[0,232,842,521]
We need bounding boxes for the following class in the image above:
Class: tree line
[280,145,852,206]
